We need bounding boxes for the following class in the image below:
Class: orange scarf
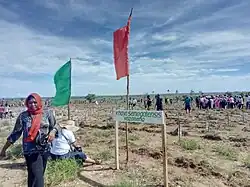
[24,93,43,142]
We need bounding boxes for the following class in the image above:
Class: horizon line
[2,90,249,99]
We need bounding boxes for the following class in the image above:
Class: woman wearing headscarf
[0,93,59,187]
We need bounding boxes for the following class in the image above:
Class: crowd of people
[128,94,164,111]
[195,95,249,110]
[0,101,14,119]
[129,93,250,115]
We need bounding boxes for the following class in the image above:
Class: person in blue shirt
[184,95,192,114]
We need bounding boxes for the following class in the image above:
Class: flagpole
[68,58,71,120]
[125,8,133,164]
[126,75,129,164]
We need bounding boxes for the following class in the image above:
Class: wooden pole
[178,112,181,142]
[67,104,70,120]
[125,8,133,164]
[68,57,71,120]
[242,110,245,123]
[125,75,129,163]
[161,111,168,187]
[115,121,119,170]
[206,112,210,132]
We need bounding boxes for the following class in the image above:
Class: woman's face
[27,97,38,111]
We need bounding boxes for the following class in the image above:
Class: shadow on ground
[77,170,107,187]
[0,162,26,170]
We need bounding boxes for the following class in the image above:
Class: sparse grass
[112,181,138,187]
[180,139,201,150]
[1,120,11,127]
[93,130,112,138]
[0,124,12,138]
[45,159,79,187]
[0,129,10,137]
[214,145,238,161]
[119,133,140,143]
[121,166,160,186]
[243,155,250,168]
[129,134,140,141]
[96,149,113,161]
[8,143,23,159]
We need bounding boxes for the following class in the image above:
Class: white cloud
[0,0,250,97]
[152,33,178,42]
[214,69,239,73]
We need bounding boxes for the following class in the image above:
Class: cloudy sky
[0,0,250,97]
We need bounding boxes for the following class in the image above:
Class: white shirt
[229,97,234,103]
[132,99,137,104]
[50,129,76,155]
[4,106,9,113]
[247,96,250,102]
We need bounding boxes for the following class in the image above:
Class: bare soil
[0,102,250,187]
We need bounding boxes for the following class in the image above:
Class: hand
[75,145,81,148]
[48,131,56,142]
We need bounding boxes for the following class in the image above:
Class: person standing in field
[3,104,9,118]
[0,105,4,119]
[246,95,250,109]
[184,95,191,114]
[155,94,163,111]
[143,97,147,109]
[237,96,244,109]
[146,95,152,110]
[228,96,234,109]
[132,98,137,109]
[210,96,214,109]
[195,96,200,108]
[0,93,58,187]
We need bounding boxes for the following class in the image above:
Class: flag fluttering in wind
[113,8,133,80]
[52,60,71,106]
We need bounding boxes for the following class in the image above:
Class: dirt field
[0,101,250,187]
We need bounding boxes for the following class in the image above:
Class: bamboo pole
[125,75,129,163]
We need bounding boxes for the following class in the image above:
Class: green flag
[52,60,71,106]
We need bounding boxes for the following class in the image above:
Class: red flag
[113,9,133,80]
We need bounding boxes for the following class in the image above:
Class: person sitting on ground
[50,120,100,165]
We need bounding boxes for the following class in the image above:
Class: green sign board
[115,110,164,124]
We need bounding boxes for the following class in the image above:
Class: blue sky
[0,0,250,97]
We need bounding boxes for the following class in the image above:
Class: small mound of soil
[202,133,222,141]
[226,171,250,187]
[174,156,223,178]
[233,142,248,147]
[242,127,250,132]
[149,151,162,159]
[169,127,188,136]
[196,160,223,177]
[174,156,196,168]
[79,121,86,128]
[131,147,163,159]
[229,136,247,142]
